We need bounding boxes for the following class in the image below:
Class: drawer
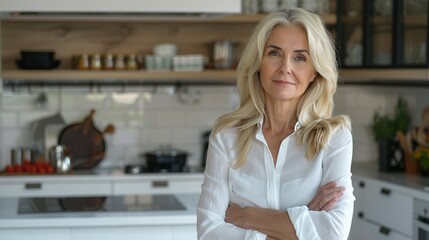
[113,179,202,195]
[0,181,111,197]
[360,219,412,240]
[359,180,413,236]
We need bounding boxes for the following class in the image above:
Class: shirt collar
[255,118,301,140]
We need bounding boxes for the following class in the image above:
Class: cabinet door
[173,225,197,240]
[339,0,364,67]
[361,220,412,240]
[338,0,428,67]
[70,226,173,240]
[113,178,202,195]
[0,228,71,240]
[361,180,413,237]
[349,178,364,240]
[0,180,111,197]
[402,0,428,66]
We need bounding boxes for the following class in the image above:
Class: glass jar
[114,54,125,70]
[77,54,90,70]
[102,53,114,70]
[90,54,102,70]
[126,54,138,70]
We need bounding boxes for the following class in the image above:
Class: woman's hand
[225,204,298,240]
[307,181,345,211]
[224,203,254,228]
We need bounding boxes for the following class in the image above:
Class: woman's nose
[279,57,291,74]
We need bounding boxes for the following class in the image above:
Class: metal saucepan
[141,146,189,172]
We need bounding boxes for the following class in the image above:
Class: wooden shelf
[1,13,337,24]
[339,68,429,84]
[1,69,238,83]
[2,69,427,85]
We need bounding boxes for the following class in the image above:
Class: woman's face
[259,25,317,103]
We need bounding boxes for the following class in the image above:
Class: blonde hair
[213,8,350,168]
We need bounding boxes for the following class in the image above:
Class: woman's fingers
[308,182,345,211]
[320,190,344,211]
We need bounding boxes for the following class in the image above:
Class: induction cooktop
[18,194,186,214]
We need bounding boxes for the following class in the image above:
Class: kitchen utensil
[416,106,429,145]
[124,164,147,174]
[33,112,65,153]
[201,130,211,169]
[58,110,115,170]
[212,40,237,69]
[48,145,72,173]
[141,146,188,172]
[58,196,106,212]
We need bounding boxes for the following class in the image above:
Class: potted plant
[371,96,411,172]
[413,144,429,176]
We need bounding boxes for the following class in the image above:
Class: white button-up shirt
[197,121,355,240]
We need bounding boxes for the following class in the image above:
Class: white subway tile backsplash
[2,92,60,111]
[141,127,173,147]
[111,127,141,147]
[61,92,109,110]
[1,112,18,128]
[2,129,34,148]
[111,92,141,109]
[155,110,187,127]
[127,110,156,127]
[0,83,426,167]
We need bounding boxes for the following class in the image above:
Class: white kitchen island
[0,194,199,240]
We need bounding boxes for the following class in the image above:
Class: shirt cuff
[287,206,321,240]
[244,230,267,240]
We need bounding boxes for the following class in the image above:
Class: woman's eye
[294,55,306,61]
[267,50,281,56]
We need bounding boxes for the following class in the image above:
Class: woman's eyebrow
[266,45,309,55]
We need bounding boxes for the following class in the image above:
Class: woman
[197,8,354,240]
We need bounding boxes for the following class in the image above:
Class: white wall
[0,83,427,169]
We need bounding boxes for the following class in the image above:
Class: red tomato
[5,166,14,173]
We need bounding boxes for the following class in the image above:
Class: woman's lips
[273,79,296,85]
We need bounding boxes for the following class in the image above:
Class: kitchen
[0,0,428,239]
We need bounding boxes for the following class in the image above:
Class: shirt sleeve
[197,132,267,240]
[287,127,355,240]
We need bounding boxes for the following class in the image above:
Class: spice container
[102,53,114,70]
[77,54,90,70]
[114,54,125,70]
[10,148,22,166]
[126,54,138,70]
[90,54,102,70]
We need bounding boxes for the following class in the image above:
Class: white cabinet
[0,180,111,197]
[360,219,412,240]
[350,176,413,240]
[0,228,71,240]
[0,0,241,14]
[0,174,203,197]
[112,177,202,195]
[0,225,196,240]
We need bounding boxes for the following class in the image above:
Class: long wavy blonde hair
[212,8,350,168]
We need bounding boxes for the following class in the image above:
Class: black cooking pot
[142,146,188,172]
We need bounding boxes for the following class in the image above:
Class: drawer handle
[379,226,390,235]
[380,188,391,195]
[359,181,365,188]
[358,211,364,219]
[152,181,169,188]
[25,183,42,190]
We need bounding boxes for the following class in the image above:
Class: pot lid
[143,145,188,156]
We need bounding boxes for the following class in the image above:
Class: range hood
[0,0,241,15]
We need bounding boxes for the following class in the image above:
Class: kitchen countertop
[0,167,204,182]
[352,162,429,201]
[0,193,199,229]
